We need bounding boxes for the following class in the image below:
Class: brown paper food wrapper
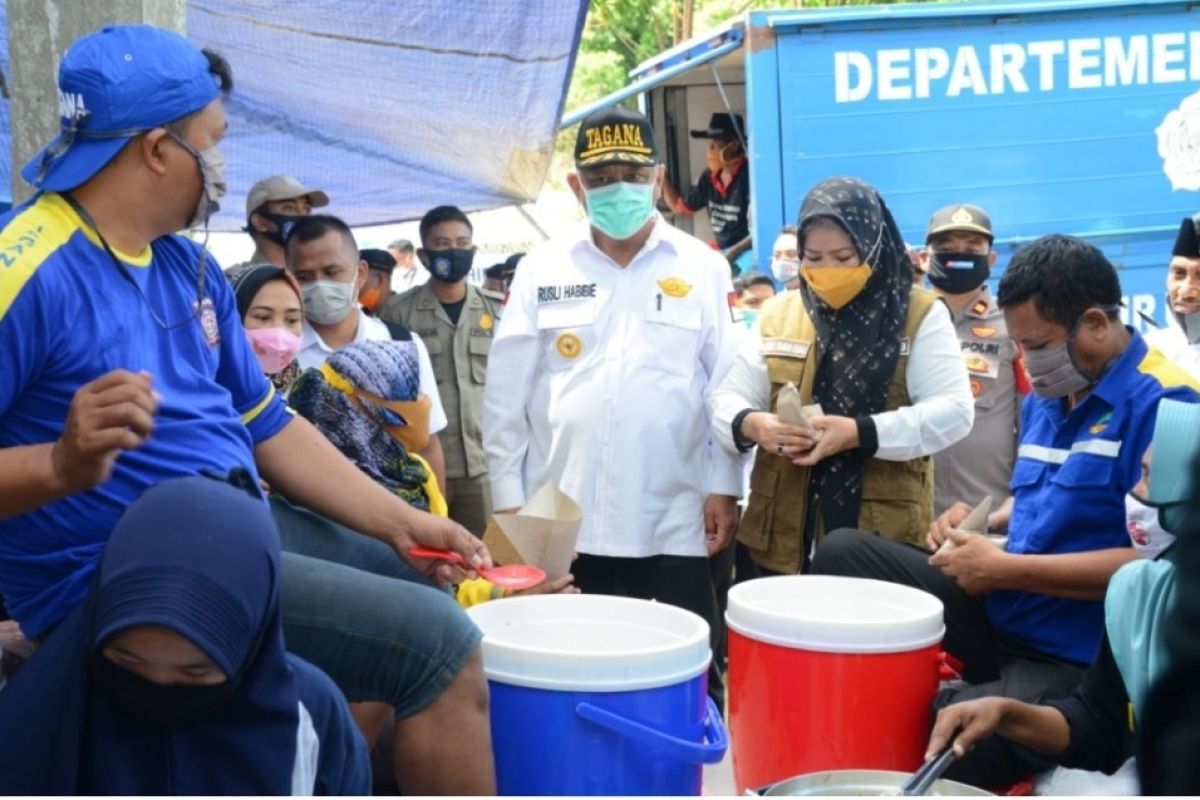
[776,382,824,441]
[482,482,582,580]
[939,495,998,552]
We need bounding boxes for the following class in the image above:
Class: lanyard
[61,191,207,331]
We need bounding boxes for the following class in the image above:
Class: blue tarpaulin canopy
[0,0,587,228]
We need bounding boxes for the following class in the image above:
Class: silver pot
[752,769,994,796]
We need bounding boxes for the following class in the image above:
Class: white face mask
[1125,492,1176,560]
[301,279,357,325]
[772,257,800,283]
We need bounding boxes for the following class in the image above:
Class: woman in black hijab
[713,176,973,574]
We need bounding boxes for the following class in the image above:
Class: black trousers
[573,553,725,709]
[810,529,1085,788]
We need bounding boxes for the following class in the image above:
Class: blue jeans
[273,496,481,718]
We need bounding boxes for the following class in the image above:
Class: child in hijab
[230,262,305,395]
[0,473,370,794]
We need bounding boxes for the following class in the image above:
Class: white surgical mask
[301,279,357,325]
[1125,492,1176,560]
[772,257,800,284]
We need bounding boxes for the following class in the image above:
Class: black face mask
[422,248,475,283]
[926,251,991,294]
[89,651,236,727]
[254,210,306,247]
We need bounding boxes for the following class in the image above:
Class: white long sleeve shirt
[1144,315,1200,383]
[483,216,743,558]
[712,298,974,461]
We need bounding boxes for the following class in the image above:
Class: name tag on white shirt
[762,338,811,359]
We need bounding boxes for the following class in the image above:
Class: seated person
[925,399,1198,787]
[812,234,1200,787]
[229,262,304,395]
[289,339,575,605]
[0,475,370,795]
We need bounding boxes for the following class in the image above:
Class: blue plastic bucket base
[489,675,716,796]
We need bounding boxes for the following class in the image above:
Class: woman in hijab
[713,176,973,574]
[230,263,305,395]
[0,474,370,795]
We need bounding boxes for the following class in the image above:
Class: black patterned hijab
[797,177,912,533]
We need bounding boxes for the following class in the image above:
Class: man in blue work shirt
[811,234,1199,787]
[0,25,495,793]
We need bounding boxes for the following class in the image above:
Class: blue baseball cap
[22,24,221,192]
[1147,397,1200,533]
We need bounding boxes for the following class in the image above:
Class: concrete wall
[8,0,186,204]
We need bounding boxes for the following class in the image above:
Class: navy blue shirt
[987,332,1199,664]
[0,193,292,638]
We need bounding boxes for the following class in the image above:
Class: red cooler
[726,575,946,793]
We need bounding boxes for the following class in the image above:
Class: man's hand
[393,511,493,585]
[790,415,859,467]
[704,494,739,555]
[926,698,1008,759]
[928,530,1009,595]
[926,501,972,550]
[743,411,816,458]
[53,369,158,492]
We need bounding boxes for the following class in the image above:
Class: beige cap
[245,175,330,215]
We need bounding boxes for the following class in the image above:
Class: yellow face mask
[800,263,872,310]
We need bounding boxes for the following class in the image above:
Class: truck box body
[567,0,1200,332]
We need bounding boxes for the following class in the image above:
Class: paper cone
[776,382,824,441]
[939,495,992,552]
[482,482,582,580]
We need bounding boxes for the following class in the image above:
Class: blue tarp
[0,1,586,228]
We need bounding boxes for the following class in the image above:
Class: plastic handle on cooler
[575,697,729,764]
[937,651,964,681]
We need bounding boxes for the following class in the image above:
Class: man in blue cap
[0,24,494,793]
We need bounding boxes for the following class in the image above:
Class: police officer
[920,204,1029,520]
[380,206,503,537]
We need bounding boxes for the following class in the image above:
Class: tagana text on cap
[575,106,660,168]
[925,204,994,243]
[245,175,330,216]
[22,24,221,191]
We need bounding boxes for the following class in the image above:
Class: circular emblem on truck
[1157,89,1200,191]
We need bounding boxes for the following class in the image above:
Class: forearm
[725,236,752,260]
[994,698,1072,757]
[255,416,416,546]
[0,443,70,518]
[996,547,1137,600]
[419,435,446,492]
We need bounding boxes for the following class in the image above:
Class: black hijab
[797,177,912,533]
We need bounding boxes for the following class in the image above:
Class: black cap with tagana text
[925,204,994,244]
[575,106,659,168]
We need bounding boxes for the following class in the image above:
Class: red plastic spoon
[408,546,546,591]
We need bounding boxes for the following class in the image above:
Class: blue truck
[565,0,1200,332]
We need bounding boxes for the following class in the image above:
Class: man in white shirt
[389,239,428,294]
[287,215,448,488]
[1145,215,1200,382]
[483,106,742,701]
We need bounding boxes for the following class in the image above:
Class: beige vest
[738,287,937,573]
[379,282,504,479]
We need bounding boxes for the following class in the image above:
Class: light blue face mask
[583,181,655,240]
[742,308,761,330]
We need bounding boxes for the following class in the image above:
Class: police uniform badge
[196,297,220,346]
[479,313,494,331]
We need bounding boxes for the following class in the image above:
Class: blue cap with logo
[22,24,221,192]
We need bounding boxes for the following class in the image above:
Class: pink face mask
[246,327,301,375]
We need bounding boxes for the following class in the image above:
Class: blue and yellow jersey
[988,332,1200,665]
[0,193,291,638]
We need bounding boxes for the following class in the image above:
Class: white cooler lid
[726,575,944,653]
[466,594,711,692]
